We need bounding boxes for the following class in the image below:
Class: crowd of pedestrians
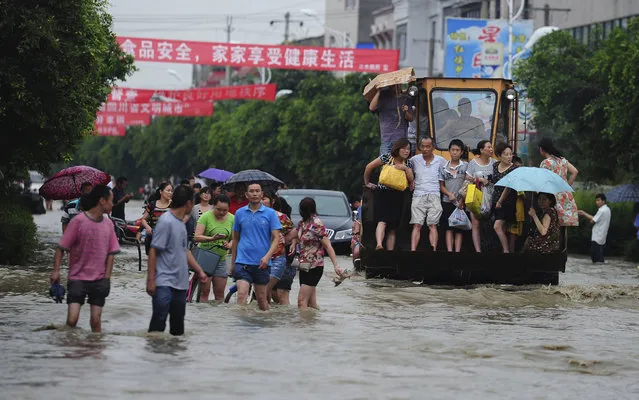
[51,177,346,335]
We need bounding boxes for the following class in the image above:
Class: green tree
[515,20,639,182]
[0,0,134,186]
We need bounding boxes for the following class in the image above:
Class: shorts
[374,189,405,229]
[270,256,287,280]
[299,266,324,287]
[67,278,110,307]
[233,263,270,285]
[211,258,228,278]
[440,201,467,231]
[493,203,516,222]
[275,265,296,291]
[410,194,443,226]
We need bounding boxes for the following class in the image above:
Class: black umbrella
[605,184,639,203]
[222,169,285,190]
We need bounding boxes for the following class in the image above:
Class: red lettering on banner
[267,48,282,65]
[108,84,278,103]
[125,89,138,102]
[338,50,355,69]
[140,40,155,60]
[130,103,140,113]
[212,45,229,63]
[303,49,319,67]
[248,46,264,65]
[231,45,247,63]
[176,42,192,61]
[110,88,124,101]
[472,52,482,68]
[284,48,301,66]
[157,41,173,60]
[121,39,136,56]
[141,104,151,114]
[96,113,151,126]
[320,49,336,68]
[174,103,184,114]
[478,26,501,43]
[95,125,126,137]
[117,36,400,73]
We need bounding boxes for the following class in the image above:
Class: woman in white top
[465,140,496,252]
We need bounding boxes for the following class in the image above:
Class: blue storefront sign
[444,18,534,79]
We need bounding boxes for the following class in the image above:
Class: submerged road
[1,200,639,399]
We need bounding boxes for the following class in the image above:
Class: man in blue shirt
[231,182,281,311]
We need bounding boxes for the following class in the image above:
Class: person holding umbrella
[523,193,561,254]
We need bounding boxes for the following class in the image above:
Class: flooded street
[2,201,639,399]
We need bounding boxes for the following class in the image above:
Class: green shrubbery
[569,190,638,260]
[0,196,37,265]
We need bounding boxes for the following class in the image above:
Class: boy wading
[50,185,119,333]
[147,185,207,336]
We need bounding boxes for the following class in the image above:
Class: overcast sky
[108,0,325,89]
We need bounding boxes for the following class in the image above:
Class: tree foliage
[73,71,380,198]
[0,0,135,185]
[514,19,639,182]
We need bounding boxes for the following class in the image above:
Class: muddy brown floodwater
[1,200,639,399]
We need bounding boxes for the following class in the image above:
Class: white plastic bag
[480,185,494,217]
[448,207,472,231]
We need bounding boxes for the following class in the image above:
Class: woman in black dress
[490,142,518,253]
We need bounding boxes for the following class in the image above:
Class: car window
[279,194,350,217]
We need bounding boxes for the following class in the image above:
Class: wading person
[296,197,343,310]
[410,136,446,251]
[439,139,468,252]
[50,185,120,333]
[261,193,297,305]
[578,194,611,264]
[230,183,281,311]
[147,185,207,336]
[140,182,173,255]
[111,176,133,220]
[193,194,234,302]
[363,138,414,251]
[465,140,496,252]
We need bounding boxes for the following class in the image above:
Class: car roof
[277,189,346,197]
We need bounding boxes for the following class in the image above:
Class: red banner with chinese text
[95,125,126,137]
[100,101,213,116]
[117,36,399,73]
[96,113,152,126]
[107,84,277,103]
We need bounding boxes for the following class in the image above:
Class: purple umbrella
[198,168,233,183]
[39,166,110,200]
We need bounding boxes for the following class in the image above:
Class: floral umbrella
[39,166,110,200]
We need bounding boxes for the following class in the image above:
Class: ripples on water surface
[1,204,639,399]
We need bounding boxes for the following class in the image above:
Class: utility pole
[225,15,233,86]
[531,3,571,26]
[270,12,303,44]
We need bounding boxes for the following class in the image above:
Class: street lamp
[275,89,293,99]
[301,8,352,48]
[506,0,526,79]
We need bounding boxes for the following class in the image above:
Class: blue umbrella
[198,168,233,183]
[605,184,639,203]
[494,167,573,194]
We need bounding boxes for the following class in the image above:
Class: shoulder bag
[378,158,408,191]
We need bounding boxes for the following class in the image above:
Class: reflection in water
[145,334,188,356]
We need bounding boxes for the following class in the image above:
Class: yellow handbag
[509,194,525,235]
[378,159,408,191]
[465,183,483,217]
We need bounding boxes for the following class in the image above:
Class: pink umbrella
[39,166,110,200]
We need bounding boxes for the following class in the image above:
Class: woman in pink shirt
[50,185,120,333]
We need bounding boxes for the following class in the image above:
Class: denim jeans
[149,286,187,336]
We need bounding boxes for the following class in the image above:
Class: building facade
[324,0,390,47]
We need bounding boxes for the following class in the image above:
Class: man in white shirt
[578,193,611,264]
[409,137,446,251]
